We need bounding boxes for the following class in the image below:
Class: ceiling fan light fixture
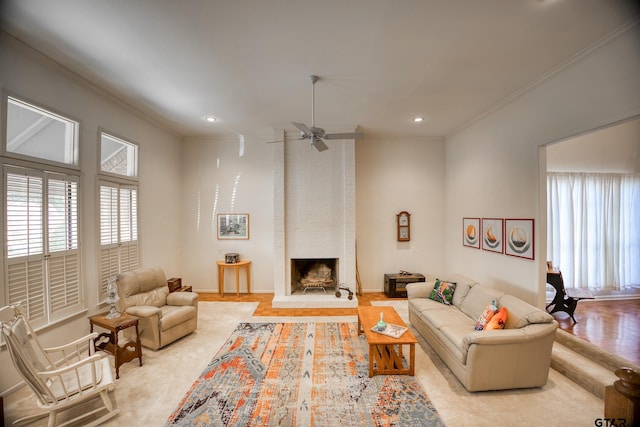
[205,116,217,123]
[413,116,424,123]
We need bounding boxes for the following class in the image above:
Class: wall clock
[397,211,410,241]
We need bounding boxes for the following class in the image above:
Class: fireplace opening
[290,258,338,294]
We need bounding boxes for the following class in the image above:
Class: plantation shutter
[100,183,119,297]
[5,168,46,324]
[47,175,82,319]
[99,181,139,299]
[119,186,139,273]
[4,167,81,325]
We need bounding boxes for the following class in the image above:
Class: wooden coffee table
[357,306,418,377]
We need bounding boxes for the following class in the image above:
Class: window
[98,131,139,300]
[547,172,640,291]
[5,96,79,167]
[100,132,138,178]
[3,95,82,327]
[4,166,81,327]
[98,181,139,299]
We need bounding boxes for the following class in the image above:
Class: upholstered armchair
[116,267,198,350]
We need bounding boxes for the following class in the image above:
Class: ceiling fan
[275,75,363,152]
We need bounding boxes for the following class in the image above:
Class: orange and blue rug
[166,322,444,426]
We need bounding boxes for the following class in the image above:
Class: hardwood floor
[553,298,640,365]
[198,292,640,366]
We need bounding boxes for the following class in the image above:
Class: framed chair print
[217,213,250,239]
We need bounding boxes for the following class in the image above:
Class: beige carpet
[4,300,603,426]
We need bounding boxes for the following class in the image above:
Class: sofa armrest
[406,281,434,300]
[125,305,162,318]
[167,291,198,307]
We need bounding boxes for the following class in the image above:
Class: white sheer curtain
[547,172,640,291]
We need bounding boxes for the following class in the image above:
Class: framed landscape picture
[217,213,250,240]
[481,218,503,254]
[505,218,534,260]
[462,218,480,249]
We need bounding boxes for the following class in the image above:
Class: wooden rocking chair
[0,305,119,426]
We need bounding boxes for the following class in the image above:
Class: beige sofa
[116,267,198,350]
[407,274,558,392]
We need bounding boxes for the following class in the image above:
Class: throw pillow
[428,279,457,305]
[485,306,508,330]
[474,300,498,331]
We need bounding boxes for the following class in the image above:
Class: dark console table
[384,273,425,298]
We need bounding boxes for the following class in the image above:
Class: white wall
[356,137,446,291]
[181,134,447,296]
[180,136,275,293]
[547,117,640,173]
[444,23,640,306]
[0,32,183,393]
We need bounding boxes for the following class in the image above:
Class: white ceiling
[1,0,638,140]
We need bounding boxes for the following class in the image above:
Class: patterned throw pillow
[485,306,508,330]
[428,279,457,305]
[474,300,498,331]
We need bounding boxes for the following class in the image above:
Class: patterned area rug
[165,322,444,426]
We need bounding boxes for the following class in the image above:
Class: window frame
[96,127,140,302]
[1,93,84,327]
[2,164,83,328]
[2,92,80,170]
[98,129,139,179]
[97,178,140,302]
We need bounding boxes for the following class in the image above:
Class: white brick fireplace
[272,134,357,308]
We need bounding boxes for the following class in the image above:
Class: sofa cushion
[420,306,473,331]
[408,297,451,316]
[499,294,554,329]
[429,279,457,305]
[459,285,504,321]
[406,281,436,300]
[485,306,508,330]
[439,323,474,364]
[447,274,479,307]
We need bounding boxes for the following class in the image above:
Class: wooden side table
[217,260,251,296]
[89,312,142,379]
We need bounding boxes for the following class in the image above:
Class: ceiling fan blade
[265,137,303,144]
[292,122,311,135]
[323,132,364,140]
[311,137,329,152]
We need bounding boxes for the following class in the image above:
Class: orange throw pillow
[485,306,508,330]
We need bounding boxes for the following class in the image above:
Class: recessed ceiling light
[413,117,424,123]
[205,116,217,123]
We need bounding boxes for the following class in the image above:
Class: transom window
[100,132,138,178]
[5,96,79,167]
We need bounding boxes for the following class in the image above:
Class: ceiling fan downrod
[309,75,318,128]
